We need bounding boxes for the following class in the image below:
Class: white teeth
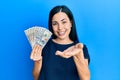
[58,31,65,35]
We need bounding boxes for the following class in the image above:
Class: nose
[58,24,63,30]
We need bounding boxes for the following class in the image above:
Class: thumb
[75,43,83,49]
[55,51,63,55]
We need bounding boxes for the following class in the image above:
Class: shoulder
[76,42,90,64]
[82,44,90,64]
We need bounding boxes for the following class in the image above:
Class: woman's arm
[73,43,90,80]
[55,43,90,80]
[73,54,90,80]
[33,60,42,80]
[30,45,43,80]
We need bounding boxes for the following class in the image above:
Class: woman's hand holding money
[30,45,42,61]
[55,43,83,58]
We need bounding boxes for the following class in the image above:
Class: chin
[58,36,67,40]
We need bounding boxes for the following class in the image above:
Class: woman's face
[52,12,72,40]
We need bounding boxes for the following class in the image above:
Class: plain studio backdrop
[0,0,120,80]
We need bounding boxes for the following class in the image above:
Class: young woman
[30,5,90,80]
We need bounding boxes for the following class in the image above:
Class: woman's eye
[62,21,67,24]
[52,22,57,26]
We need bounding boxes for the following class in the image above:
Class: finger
[63,46,76,56]
[55,51,71,58]
[32,55,42,61]
[36,45,42,54]
[32,45,37,53]
[63,46,75,53]
[64,47,81,56]
[64,50,75,56]
[55,51,63,55]
[31,51,42,60]
[30,45,42,60]
[34,54,42,60]
[59,54,71,58]
[55,51,64,57]
[30,45,38,59]
[75,43,83,49]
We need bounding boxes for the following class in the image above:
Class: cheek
[52,26,57,32]
[66,22,72,29]
[65,24,72,30]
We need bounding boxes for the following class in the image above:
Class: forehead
[52,12,69,21]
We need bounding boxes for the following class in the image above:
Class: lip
[58,31,66,36]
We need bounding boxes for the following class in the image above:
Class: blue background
[0,0,120,80]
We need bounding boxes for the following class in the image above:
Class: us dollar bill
[24,26,52,48]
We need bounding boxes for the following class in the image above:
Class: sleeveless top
[39,39,90,80]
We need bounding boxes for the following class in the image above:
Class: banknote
[24,26,52,48]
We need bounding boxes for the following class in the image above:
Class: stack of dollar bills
[24,26,52,48]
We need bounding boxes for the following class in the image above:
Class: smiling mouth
[58,31,66,36]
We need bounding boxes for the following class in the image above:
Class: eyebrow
[61,18,66,21]
[52,18,67,22]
